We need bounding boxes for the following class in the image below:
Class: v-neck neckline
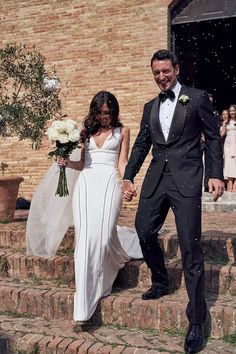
[91,129,113,149]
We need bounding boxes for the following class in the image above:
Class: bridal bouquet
[47,119,80,197]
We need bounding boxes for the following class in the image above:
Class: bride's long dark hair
[80,91,122,143]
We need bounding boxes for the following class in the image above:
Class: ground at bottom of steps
[0,315,236,354]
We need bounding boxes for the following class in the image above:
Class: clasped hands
[122,181,137,202]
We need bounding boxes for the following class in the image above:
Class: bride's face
[97,103,112,127]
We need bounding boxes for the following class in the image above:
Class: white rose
[52,120,66,133]
[65,119,78,132]
[69,129,80,142]
[47,127,59,141]
[57,133,70,144]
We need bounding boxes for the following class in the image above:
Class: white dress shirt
[159,81,181,141]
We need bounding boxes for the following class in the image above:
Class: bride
[26,91,143,324]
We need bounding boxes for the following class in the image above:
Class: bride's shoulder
[120,125,130,133]
[120,125,130,140]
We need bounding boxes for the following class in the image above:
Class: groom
[122,49,224,354]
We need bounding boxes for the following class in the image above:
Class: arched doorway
[170,0,236,112]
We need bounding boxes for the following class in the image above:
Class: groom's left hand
[208,178,225,201]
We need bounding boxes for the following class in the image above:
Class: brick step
[0,223,74,253]
[0,280,235,338]
[1,315,235,354]
[1,251,236,295]
[0,222,235,261]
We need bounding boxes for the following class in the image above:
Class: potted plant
[0,43,62,221]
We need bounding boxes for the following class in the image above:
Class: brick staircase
[0,211,235,353]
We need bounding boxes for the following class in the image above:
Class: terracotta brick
[87,342,105,353]
[112,295,135,326]
[229,265,236,295]
[46,336,65,353]
[51,291,74,320]
[66,338,85,353]
[16,333,42,352]
[39,257,54,279]
[158,300,173,332]
[210,305,224,338]
[56,338,75,353]
[5,254,15,278]
[2,286,13,312]
[134,298,160,329]
[109,346,126,354]
[18,288,35,315]
[11,287,25,312]
[33,289,50,317]
[219,265,231,294]
[122,347,145,354]
[97,344,114,353]
[226,237,236,263]
[41,290,58,319]
[222,306,234,336]
[101,295,116,324]
[37,335,55,352]
[138,262,151,287]
[77,341,94,353]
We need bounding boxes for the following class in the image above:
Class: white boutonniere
[178,95,189,105]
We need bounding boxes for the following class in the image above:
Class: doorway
[171,12,236,112]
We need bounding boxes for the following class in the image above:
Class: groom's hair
[151,49,179,68]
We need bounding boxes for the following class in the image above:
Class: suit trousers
[135,167,207,324]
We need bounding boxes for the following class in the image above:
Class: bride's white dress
[73,127,142,321]
[26,127,142,321]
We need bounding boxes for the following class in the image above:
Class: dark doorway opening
[171,17,236,113]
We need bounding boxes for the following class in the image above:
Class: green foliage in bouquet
[0,43,62,148]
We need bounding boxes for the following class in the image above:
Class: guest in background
[220,109,229,140]
[223,104,236,192]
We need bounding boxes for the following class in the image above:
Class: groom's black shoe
[184,324,204,354]
[142,283,169,300]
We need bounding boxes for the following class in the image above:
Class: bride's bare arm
[117,126,130,178]
[57,144,85,171]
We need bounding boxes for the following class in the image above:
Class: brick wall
[0,0,172,199]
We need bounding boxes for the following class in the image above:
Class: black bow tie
[159,90,175,103]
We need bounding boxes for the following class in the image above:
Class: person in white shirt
[122,49,224,354]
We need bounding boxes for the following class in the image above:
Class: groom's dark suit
[124,84,224,324]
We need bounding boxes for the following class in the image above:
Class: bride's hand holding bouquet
[47,119,80,197]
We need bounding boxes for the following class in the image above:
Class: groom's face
[152,59,179,92]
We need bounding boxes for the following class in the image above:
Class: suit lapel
[150,96,166,145]
[166,86,188,145]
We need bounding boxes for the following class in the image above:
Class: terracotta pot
[0,176,24,222]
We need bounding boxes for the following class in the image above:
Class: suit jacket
[124,85,224,198]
